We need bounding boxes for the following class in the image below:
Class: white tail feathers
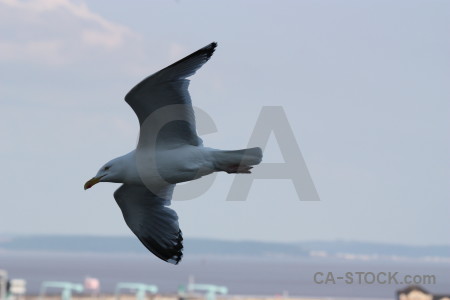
[212,147,262,174]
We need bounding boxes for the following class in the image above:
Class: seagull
[84,42,262,264]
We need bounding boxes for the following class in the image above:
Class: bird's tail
[212,147,263,174]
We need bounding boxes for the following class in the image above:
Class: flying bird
[84,42,262,264]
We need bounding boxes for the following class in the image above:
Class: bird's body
[101,146,215,185]
[85,42,262,264]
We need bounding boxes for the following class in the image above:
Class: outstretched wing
[114,184,183,264]
[125,42,217,147]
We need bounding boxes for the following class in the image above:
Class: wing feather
[114,184,183,264]
[125,42,217,147]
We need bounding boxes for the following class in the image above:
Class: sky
[0,0,449,246]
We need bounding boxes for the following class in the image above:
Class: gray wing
[125,42,217,147]
[114,184,183,264]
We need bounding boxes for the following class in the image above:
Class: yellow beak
[84,176,102,190]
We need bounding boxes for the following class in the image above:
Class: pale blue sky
[1,0,449,245]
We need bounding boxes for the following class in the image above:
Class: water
[1,251,449,299]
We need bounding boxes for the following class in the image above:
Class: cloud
[0,0,140,65]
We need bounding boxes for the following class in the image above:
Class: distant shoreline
[1,235,449,262]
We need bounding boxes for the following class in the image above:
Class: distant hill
[299,240,450,258]
[0,235,309,257]
[0,235,449,260]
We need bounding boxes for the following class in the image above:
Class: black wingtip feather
[125,42,219,101]
[207,42,217,56]
[160,41,218,74]
[206,42,218,56]
[138,230,183,265]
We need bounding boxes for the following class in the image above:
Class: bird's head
[84,159,123,190]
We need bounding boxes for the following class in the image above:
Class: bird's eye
[104,166,110,171]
